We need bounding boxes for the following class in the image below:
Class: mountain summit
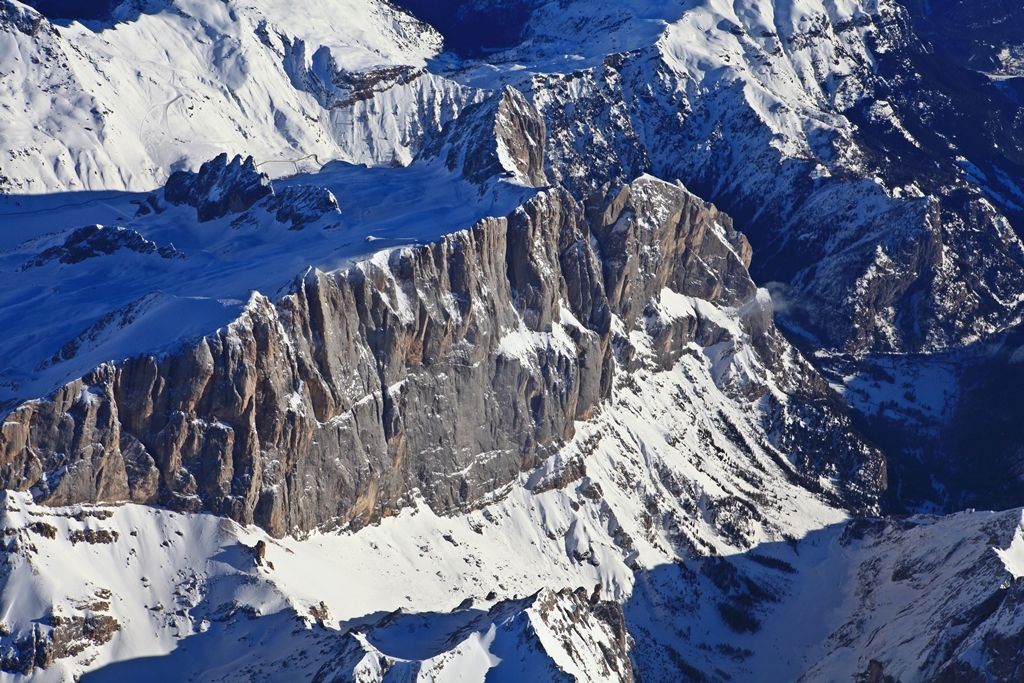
[1,1,1023,681]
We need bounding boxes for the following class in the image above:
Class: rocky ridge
[510,1,1024,354]
[20,225,183,269]
[427,85,550,187]
[313,587,633,683]
[164,153,274,223]
[0,140,882,535]
[4,0,1024,680]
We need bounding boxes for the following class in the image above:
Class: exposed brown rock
[0,614,120,674]
[0,177,883,536]
[252,539,267,566]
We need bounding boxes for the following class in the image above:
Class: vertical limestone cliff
[0,126,882,536]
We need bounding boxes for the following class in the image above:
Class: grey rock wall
[0,175,882,536]
[427,86,549,187]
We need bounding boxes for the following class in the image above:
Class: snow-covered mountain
[0,0,465,191]
[7,0,1024,356]
[2,0,1024,680]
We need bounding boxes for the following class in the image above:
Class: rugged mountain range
[1,0,1023,681]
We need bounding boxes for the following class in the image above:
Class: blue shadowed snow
[0,161,537,408]
[21,0,118,21]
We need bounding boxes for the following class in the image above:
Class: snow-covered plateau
[2,0,1024,680]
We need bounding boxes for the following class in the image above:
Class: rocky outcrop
[589,176,755,327]
[0,173,882,536]
[313,587,634,683]
[276,6,440,110]
[0,613,120,675]
[593,177,884,512]
[281,37,425,111]
[428,86,549,187]
[165,154,274,223]
[0,0,44,36]
[21,225,183,269]
[262,185,341,230]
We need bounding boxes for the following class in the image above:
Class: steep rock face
[589,177,755,324]
[1,206,595,535]
[0,174,882,535]
[517,1,1024,354]
[427,85,549,187]
[596,178,884,513]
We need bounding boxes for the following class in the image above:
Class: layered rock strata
[0,176,882,536]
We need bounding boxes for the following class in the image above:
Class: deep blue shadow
[363,607,489,660]
[623,524,850,683]
[21,0,118,21]
[78,609,339,683]
[394,0,535,58]
[0,189,145,250]
[75,596,489,682]
[19,0,168,27]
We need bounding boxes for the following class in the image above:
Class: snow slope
[0,393,1020,682]
[0,0,472,193]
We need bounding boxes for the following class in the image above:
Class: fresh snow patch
[995,511,1024,580]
